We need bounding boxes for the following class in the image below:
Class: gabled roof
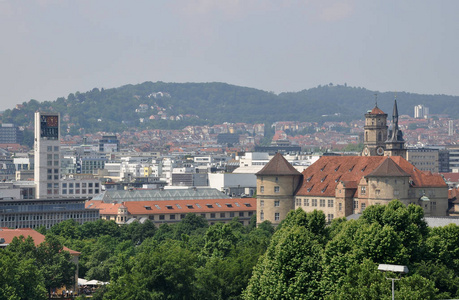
[87,198,256,215]
[366,157,410,177]
[0,228,79,255]
[296,155,446,197]
[256,153,301,176]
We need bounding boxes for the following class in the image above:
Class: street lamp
[378,264,409,300]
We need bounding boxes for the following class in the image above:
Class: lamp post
[378,264,409,300]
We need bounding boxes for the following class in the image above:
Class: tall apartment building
[0,123,23,144]
[414,104,429,119]
[34,112,61,199]
[449,120,455,136]
[406,148,439,173]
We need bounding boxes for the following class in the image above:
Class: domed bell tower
[362,95,388,157]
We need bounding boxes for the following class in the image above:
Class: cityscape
[1,1,459,299]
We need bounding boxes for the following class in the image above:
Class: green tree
[36,235,77,298]
[244,209,323,299]
[0,250,47,300]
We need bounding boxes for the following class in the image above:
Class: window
[47,146,52,151]
[210,213,216,218]
[274,213,280,221]
[47,154,52,160]
[47,169,53,174]
[274,186,280,193]
[275,177,279,183]
[159,215,165,220]
[239,212,244,217]
[361,203,366,211]
[170,215,176,220]
[54,146,59,151]
[274,200,280,207]
[180,214,186,219]
[220,213,225,218]
[360,186,366,195]
[312,199,317,207]
[260,200,264,207]
[304,198,309,206]
[320,199,325,207]
[248,212,253,216]
[260,210,264,221]
[230,212,235,218]
[260,186,264,193]
[354,201,359,209]
[327,214,334,222]
[328,199,334,207]
[376,189,380,196]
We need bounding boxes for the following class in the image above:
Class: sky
[1,0,458,111]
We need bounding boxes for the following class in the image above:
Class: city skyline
[1,0,459,111]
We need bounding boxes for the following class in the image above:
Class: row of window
[110,211,253,222]
[259,186,280,193]
[62,189,100,195]
[295,198,334,208]
[259,200,280,207]
[260,211,280,221]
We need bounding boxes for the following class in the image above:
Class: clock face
[40,115,59,139]
[363,147,369,156]
[376,146,384,156]
[46,116,58,127]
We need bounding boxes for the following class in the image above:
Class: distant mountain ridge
[1,81,457,135]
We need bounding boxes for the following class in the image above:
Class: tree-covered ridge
[1,82,458,135]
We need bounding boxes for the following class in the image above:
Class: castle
[256,100,448,226]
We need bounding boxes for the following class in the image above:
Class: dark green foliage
[12,201,459,299]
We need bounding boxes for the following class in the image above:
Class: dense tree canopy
[2,201,459,299]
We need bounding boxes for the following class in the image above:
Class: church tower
[362,97,388,156]
[385,99,406,158]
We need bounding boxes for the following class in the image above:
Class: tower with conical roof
[255,153,302,226]
[384,99,406,158]
[362,95,388,156]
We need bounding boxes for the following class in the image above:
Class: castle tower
[362,99,388,156]
[34,112,61,199]
[385,99,406,158]
[255,153,302,226]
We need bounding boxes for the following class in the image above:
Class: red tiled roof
[0,228,79,255]
[124,198,256,214]
[370,106,386,115]
[87,198,256,215]
[297,156,387,197]
[366,157,410,177]
[86,200,121,215]
[256,153,302,176]
[296,156,446,197]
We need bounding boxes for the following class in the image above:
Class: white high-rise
[414,105,429,119]
[34,112,61,199]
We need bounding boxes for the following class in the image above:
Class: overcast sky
[1,0,458,111]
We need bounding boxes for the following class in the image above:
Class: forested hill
[1,81,458,134]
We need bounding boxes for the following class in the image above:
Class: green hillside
[1,81,457,136]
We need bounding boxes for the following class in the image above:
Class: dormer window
[321,175,328,182]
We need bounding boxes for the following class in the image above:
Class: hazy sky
[1,0,458,111]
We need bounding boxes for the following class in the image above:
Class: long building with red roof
[86,197,256,226]
[256,153,448,226]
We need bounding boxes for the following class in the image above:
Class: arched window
[378,132,382,141]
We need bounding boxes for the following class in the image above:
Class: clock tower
[34,112,61,199]
[362,100,388,157]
